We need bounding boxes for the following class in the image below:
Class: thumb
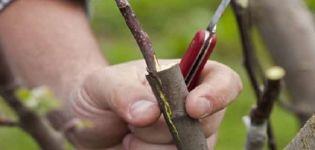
[83,63,161,127]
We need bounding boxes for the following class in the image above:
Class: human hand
[69,59,242,150]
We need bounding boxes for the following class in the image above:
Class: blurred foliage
[1,0,315,149]
[15,87,60,116]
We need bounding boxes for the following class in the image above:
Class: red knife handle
[179,30,217,91]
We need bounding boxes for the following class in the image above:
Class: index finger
[185,61,243,119]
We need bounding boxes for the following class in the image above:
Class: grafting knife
[180,0,231,91]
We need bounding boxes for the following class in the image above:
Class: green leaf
[15,88,32,103]
[15,86,61,115]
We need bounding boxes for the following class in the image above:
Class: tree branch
[245,67,285,150]
[231,0,264,100]
[146,65,208,150]
[114,0,159,73]
[0,51,64,150]
[250,67,285,125]
[231,0,278,149]
[113,0,208,149]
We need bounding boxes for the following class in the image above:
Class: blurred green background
[1,0,315,149]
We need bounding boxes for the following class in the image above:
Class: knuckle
[203,88,228,111]
[127,135,142,150]
[200,109,225,138]
[219,63,243,98]
[229,69,243,94]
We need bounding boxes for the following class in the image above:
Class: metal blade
[207,0,231,32]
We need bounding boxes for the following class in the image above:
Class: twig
[231,0,277,149]
[0,51,64,150]
[245,67,285,150]
[113,1,208,149]
[114,0,159,73]
[250,67,285,124]
[231,0,263,99]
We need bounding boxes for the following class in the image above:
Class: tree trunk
[250,0,315,125]
[285,115,315,150]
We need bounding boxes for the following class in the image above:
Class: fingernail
[198,98,211,118]
[130,100,155,120]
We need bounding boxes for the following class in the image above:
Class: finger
[129,110,225,146]
[186,61,242,119]
[200,109,226,138]
[82,61,161,127]
[123,133,218,150]
[128,115,173,144]
[79,144,123,150]
[70,86,128,148]
[207,133,218,150]
[123,134,177,150]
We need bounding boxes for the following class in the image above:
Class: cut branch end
[266,66,285,81]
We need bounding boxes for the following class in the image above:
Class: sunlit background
[0,0,315,149]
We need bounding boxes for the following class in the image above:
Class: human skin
[0,1,242,150]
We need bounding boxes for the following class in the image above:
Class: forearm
[0,0,106,101]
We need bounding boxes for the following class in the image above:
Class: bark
[146,64,208,150]
[115,0,158,73]
[285,115,315,150]
[250,0,315,125]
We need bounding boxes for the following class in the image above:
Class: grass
[0,0,311,149]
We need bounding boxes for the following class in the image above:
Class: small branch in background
[231,0,263,99]
[0,113,18,127]
[114,0,159,73]
[231,0,278,149]
[284,115,315,150]
[0,51,65,150]
[250,0,315,125]
[245,67,285,150]
[250,67,285,124]
[113,0,208,149]
[0,83,65,150]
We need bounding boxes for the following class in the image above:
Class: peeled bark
[250,0,315,124]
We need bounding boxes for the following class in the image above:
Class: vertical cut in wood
[146,64,208,150]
